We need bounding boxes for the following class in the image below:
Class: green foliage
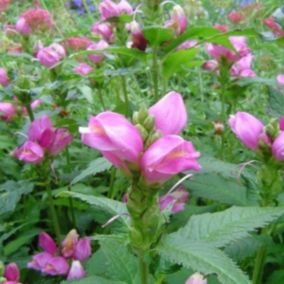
[61,276,127,284]
[267,87,284,117]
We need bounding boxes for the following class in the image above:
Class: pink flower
[206,43,236,62]
[126,21,147,51]
[91,22,114,43]
[228,112,268,150]
[276,74,284,86]
[141,135,201,184]
[73,238,92,262]
[41,256,69,276]
[280,116,284,131]
[227,11,243,24]
[149,91,187,135]
[39,232,57,255]
[0,0,10,12]
[4,263,20,282]
[22,99,42,115]
[67,261,86,280]
[159,187,189,213]
[229,36,250,57]
[87,40,109,63]
[231,54,256,78]
[80,111,143,172]
[37,43,66,69]
[13,141,44,164]
[73,63,93,76]
[214,24,228,33]
[99,0,133,20]
[185,272,207,284]
[46,128,73,156]
[27,252,53,271]
[165,5,187,35]
[177,40,197,50]
[263,17,284,37]
[0,102,17,121]
[16,8,53,35]
[61,229,79,258]
[202,60,218,71]
[63,37,92,52]
[0,68,10,86]
[272,132,284,160]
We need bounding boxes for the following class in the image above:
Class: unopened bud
[136,124,148,140]
[137,107,149,123]
[265,119,278,140]
[213,121,224,135]
[144,116,155,131]
[132,111,140,124]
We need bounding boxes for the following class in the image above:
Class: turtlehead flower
[159,187,189,213]
[73,63,93,76]
[231,54,256,78]
[99,0,133,20]
[61,229,79,258]
[0,68,10,86]
[87,40,109,63]
[63,37,92,52]
[67,261,86,280]
[228,112,269,150]
[227,10,243,23]
[277,74,284,86]
[13,141,45,164]
[37,43,66,69]
[4,263,20,283]
[165,5,187,36]
[73,238,92,261]
[141,135,201,184]
[0,102,17,121]
[149,91,187,135]
[16,8,53,35]
[185,272,207,284]
[126,21,147,51]
[80,111,143,172]
[91,22,114,43]
[272,132,284,160]
[39,232,58,255]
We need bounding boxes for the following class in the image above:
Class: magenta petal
[4,263,20,281]
[279,116,284,131]
[67,261,86,280]
[47,128,73,155]
[272,131,284,161]
[38,232,57,255]
[27,252,53,271]
[14,141,45,164]
[42,256,69,276]
[28,115,53,142]
[277,74,284,86]
[73,238,92,262]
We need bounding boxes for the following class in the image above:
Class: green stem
[25,103,34,122]
[97,88,106,110]
[139,252,148,284]
[121,76,129,115]
[46,181,61,242]
[152,48,159,100]
[252,246,266,284]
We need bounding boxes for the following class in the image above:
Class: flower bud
[185,272,207,284]
[0,68,10,87]
[73,238,92,262]
[213,121,224,135]
[73,63,93,76]
[61,229,79,258]
[37,43,65,69]
[91,22,113,43]
[272,132,284,161]
[67,261,86,280]
[0,102,17,121]
[143,116,155,131]
[87,40,109,63]
[4,263,20,282]
[149,91,187,135]
[136,124,148,140]
[141,135,201,184]
[165,5,187,35]
[227,11,243,24]
[38,232,57,255]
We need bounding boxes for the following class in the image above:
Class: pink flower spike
[73,63,93,76]
[149,91,187,135]
[61,229,79,258]
[0,102,17,121]
[74,238,92,262]
[67,261,86,280]
[277,74,284,86]
[279,116,284,131]
[38,232,57,255]
[42,256,69,276]
[79,111,143,172]
[185,272,207,284]
[272,132,284,161]
[228,112,267,150]
[141,135,201,184]
[13,141,45,164]
[47,128,73,156]
[0,68,10,87]
[165,5,187,36]
[4,263,20,282]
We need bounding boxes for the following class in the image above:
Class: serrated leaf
[267,87,284,117]
[162,48,198,78]
[58,191,128,225]
[176,206,284,247]
[71,157,111,185]
[185,173,251,205]
[158,236,250,284]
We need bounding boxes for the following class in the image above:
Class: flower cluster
[2,263,22,284]
[28,230,91,280]
[14,115,72,164]
[205,35,256,78]
[229,111,284,161]
[80,92,201,184]
[16,8,53,35]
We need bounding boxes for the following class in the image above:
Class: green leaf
[158,235,250,284]
[106,47,147,60]
[71,157,111,185]
[58,191,128,223]
[267,87,284,117]
[185,173,251,206]
[0,181,34,215]
[61,276,126,284]
[143,27,174,47]
[162,48,198,78]
[175,206,284,247]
